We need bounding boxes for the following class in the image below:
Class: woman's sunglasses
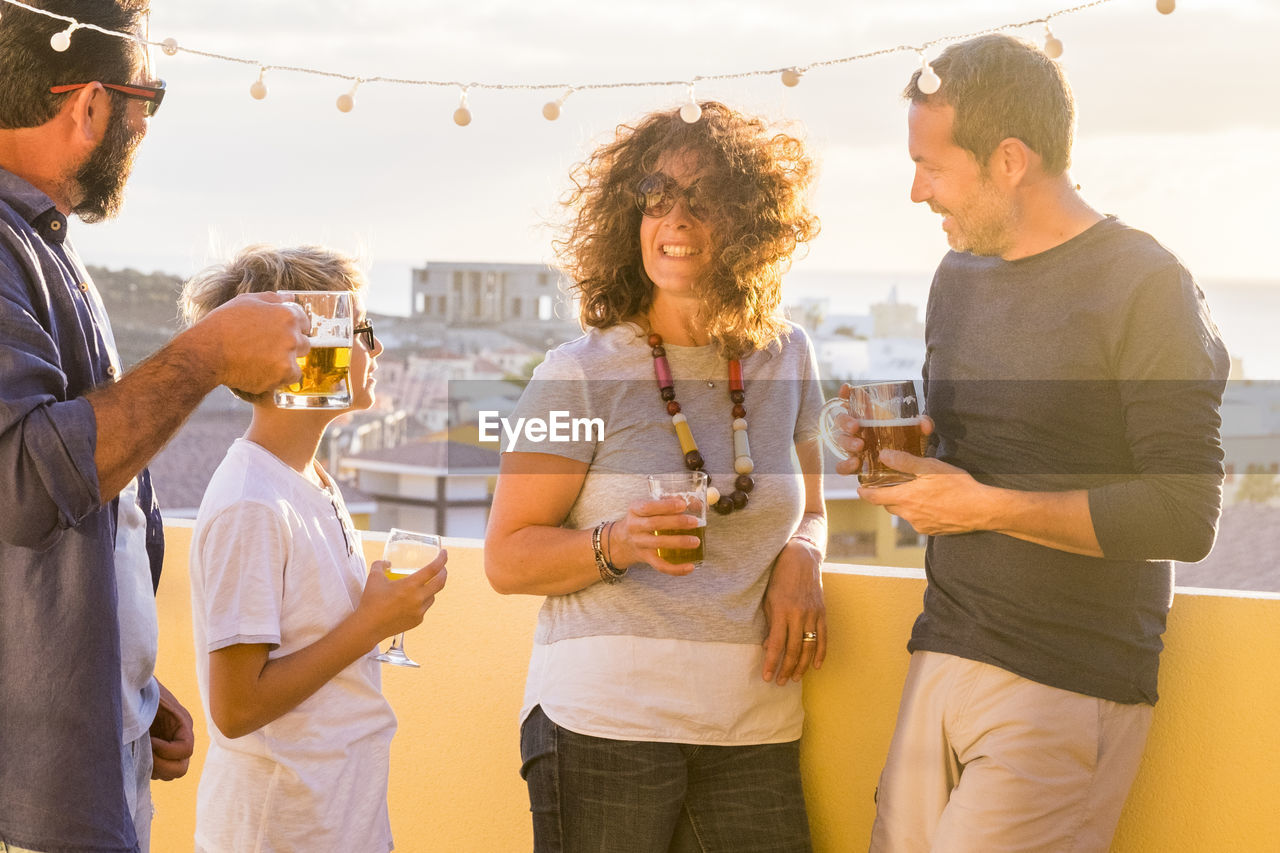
[635,172,711,220]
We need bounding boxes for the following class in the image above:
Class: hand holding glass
[646,471,708,565]
[274,290,353,410]
[375,528,441,668]
[820,380,926,487]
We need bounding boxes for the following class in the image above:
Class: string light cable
[0,0,1158,120]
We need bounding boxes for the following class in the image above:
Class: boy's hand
[359,549,448,641]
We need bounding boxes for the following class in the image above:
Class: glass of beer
[375,528,441,668]
[274,290,353,410]
[820,380,926,487]
[647,471,708,566]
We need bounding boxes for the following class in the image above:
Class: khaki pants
[870,651,1153,853]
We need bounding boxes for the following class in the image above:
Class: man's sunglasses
[635,172,711,220]
[354,321,377,351]
[49,80,167,117]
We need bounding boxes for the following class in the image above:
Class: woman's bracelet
[592,520,627,584]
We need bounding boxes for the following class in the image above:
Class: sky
[47,0,1280,364]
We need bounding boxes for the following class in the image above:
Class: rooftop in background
[148,394,249,514]
[1175,501,1280,593]
[343,437,501,472]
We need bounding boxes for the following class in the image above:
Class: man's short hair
[903,33,1075,176]
[179,245,367,403]
[0,0,150,130]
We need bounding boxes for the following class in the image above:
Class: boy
[182,245,448,852]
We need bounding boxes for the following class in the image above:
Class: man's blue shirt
[0,167,162,853]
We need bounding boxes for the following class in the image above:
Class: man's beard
[71,103,141,223]
[935,174,1018,257]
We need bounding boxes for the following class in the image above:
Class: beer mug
[647,471,708,566]
[274,290,353,410]
[820,380,926,487]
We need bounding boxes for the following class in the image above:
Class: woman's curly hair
[554,101,819,357]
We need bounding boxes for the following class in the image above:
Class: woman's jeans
[520,705,813,853]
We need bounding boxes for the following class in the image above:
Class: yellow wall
[153,527,1280,852]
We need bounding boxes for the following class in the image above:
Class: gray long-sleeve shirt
[911,216,1229,704]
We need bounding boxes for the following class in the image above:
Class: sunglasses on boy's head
[635,172,712,220]
[49,80,167,118]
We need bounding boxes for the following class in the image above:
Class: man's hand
[150,680,195,781]
[832,386,935,478]
[857,451,995,536]
[190,292,311,395]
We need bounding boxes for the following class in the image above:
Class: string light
[336,79,360,113]
[542,88,572,121]
[679,84,702,123]
[49,21,76,52]
[1043,22,1064,58]
[916,52,942,94]
[1156,0,1175,13]
[0,0,1128,121]
[249,67,268,100]
[453,88,472,126]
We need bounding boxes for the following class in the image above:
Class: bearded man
[0,3,311,850]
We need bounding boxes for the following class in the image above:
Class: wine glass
[375,528,440,668]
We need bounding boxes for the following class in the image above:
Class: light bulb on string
[0,0,1132,127]
[679,84,701,123]
[336,79,360,113]
[542,88,573,121]
[1043,23,1063,59]
[1156,0,1175,13]
[916,52,941,95]
[50,23,78,52]
[454,88,472,126]
[249,68,267,101]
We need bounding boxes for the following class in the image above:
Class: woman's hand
[761,537,826,685]
[609,495,705,576]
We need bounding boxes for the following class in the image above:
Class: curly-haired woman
[485,102,826,852]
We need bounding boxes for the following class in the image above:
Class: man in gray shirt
[836,34,1228,852]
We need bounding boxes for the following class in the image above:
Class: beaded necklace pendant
[648,333,756,515]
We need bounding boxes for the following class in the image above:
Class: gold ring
[801,632,818,642]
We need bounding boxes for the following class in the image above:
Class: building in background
[410,261,580,330]
[339,439,500,539]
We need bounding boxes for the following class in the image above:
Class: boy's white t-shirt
[190,439,396,853]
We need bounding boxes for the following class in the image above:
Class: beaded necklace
[647,332,755,515]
